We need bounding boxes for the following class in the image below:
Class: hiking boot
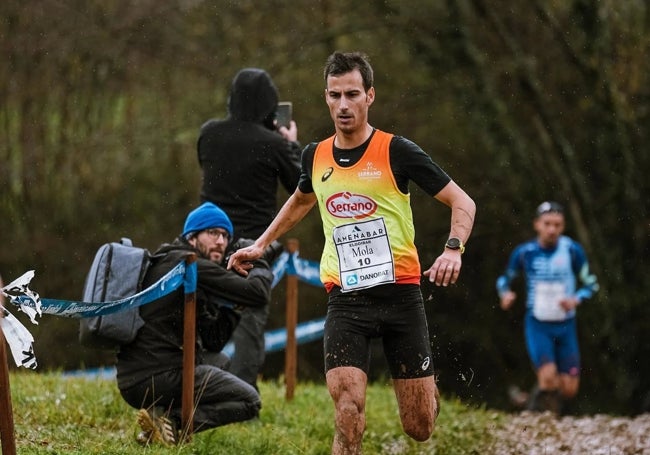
[538,390,562,415]
[136,408,178,446]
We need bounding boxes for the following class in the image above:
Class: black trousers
[229,303,270,388]
[120,361,261,433]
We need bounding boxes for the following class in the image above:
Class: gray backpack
[78,238,150,349]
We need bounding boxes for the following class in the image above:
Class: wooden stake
[284,239,299,401]
[0,275,17,455]
[181,255,197,441]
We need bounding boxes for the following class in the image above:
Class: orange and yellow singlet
[312,130,421,292]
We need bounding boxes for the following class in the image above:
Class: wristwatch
[445,237,465,254]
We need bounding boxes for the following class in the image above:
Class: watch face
[446,238,461,249]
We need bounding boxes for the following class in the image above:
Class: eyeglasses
[202,228,230,241]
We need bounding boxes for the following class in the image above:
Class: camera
[275,101,292,129]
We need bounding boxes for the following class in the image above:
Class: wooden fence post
[181,254,197,441]
[284,239,299,401]
[0,275,17,455]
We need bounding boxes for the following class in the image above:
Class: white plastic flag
[1,307,37,369]
[1,270,42,324]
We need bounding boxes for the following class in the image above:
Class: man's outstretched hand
[227,243,265,276]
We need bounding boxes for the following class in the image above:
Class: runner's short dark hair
[324,51,373,91]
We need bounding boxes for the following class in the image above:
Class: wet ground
[491,411,650,454]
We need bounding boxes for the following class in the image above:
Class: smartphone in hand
[276,101,292,129]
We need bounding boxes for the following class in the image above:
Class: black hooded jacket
[115,237,273,390]
[198,68,301,239]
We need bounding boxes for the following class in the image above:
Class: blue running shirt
[496,236,599,321]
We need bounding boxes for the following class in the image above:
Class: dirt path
[490,411,650,454]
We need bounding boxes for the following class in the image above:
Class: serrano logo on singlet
[326,192,377,219]
[358,161,382,180]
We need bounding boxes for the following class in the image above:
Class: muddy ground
[490,411,650,454]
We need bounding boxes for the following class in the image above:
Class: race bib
[532,282,567,321]
[333,217,395,292]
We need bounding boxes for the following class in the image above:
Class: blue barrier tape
[222,316,326,357]
[11,251,322,320]
[271,252,290,288]
[16,260,187,319]
[292,254,323,287]
[274,251,322,288]
[183,260,197,294]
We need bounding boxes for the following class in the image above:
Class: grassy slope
[7,371,504,454]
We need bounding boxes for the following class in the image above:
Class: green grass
[7,371,505,454]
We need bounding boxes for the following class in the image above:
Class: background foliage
[1,0,648,415]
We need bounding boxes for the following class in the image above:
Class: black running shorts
[323,284,434,379]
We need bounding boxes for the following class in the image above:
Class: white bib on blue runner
[533,281,567,321]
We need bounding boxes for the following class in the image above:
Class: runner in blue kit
[496,201,599,414]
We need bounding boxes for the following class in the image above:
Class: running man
[497,201,599,414]
[228,51,476,454]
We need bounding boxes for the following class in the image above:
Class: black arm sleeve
[196,257,273,308]
[389,136,451,196]
[297,142,318,194]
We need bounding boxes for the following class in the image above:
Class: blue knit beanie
[182,202,234,238]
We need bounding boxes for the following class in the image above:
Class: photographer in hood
[197,68,301,390]
[116,202,280,446]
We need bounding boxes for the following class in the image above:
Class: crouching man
[116,202,279,445]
